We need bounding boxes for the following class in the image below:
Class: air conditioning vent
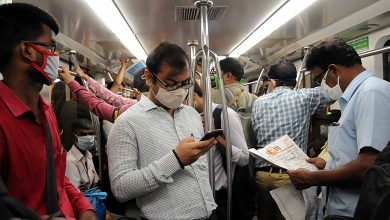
[175,6,227,21]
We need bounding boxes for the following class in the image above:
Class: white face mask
[320,70,343,100]
[45,55,60,83]
[153,86,188,109]
[75,135,96,152]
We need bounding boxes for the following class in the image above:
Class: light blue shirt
[323,70,390,217]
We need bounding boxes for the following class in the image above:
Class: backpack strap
[224,88,239,109]
[44,122,59,214]
[212,105,229,173]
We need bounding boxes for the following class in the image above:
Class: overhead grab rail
[253,66,268,94]
[358,45,390,58]
[193,1,233,219]
[295,46,311,90]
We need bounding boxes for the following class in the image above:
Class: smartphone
[200,129,224,141]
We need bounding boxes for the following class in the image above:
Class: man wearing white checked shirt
[251,60,332,220]
[107,42,217,220]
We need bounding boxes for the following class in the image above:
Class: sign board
[127,61,146,76]
[349,37,369,52]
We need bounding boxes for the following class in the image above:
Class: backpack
[354,141,390,220]
[224,88,257,149]
[213,106,258,220]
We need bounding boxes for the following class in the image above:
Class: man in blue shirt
[251,60,332,220]
[288,39,390,219]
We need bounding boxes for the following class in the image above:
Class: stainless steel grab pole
[210,51,232,220]
[195,0,215,195]
[187,40,199,107]
[358,45,390,58]
[254,67,267,94]
[295,46,311,90]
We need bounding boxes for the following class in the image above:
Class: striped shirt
[107,96,216,220]
[251,86,331,166]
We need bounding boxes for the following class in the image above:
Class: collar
[340,70,373,103]
[0,81,49,118]
[138,95,184,112]
[272,86,292,93]
[224,82,242,89]
[70,145,92,161]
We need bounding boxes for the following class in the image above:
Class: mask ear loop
[28,43,52,84]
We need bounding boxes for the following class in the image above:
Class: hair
[306,38,362,71]
[268,59,297,87]
[133,67,149,92]
[0,3,59,71]
[71,118,92,134]
[219,57,244,81]
[193,81,203,97]
[146,42,189,83]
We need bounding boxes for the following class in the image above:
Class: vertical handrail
[69,52,103,187]
[187,40,199,107]
[196,0,215,196]
[254,66,267,95]
[295,46,311,90]
[210,51,232,220]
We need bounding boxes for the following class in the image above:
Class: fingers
[306,158,317,163]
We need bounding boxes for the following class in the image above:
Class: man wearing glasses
[107,42,217,220]
[0,3,95,219]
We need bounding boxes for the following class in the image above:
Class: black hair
[268,59,297,87]
[193,81,203,97]
[0,3,59,71]
[219,57,244,81]
[133,67,149,92]
[306,38,362,71]
[146,42,189,83]
[71,118,92,134]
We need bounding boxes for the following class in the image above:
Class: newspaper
[270,185,318,220]
[249,135,318,171]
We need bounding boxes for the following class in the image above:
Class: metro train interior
[1,0,390,219]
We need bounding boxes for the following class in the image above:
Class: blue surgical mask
[75,135,96,151]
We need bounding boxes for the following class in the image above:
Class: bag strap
[224,88,239,109]
[45,122,59,214]
[212,106,229,173]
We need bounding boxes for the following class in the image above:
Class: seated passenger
[288,39,390,219]
[66,119,99,191]
[107,42,217,219]
[251,60,333,220]
[0,3,94,218]
[192,82,249,219]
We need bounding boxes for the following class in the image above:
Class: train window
[382,40,390,82]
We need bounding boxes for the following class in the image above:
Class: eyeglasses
[151,71,194,91]
[24,41,57,53]
[313,69,328,86]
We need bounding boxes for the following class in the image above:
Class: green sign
[349,37,369,52]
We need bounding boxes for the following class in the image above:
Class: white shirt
[107,96,216,220]
[212,103,249,190]
[65,145,100,190]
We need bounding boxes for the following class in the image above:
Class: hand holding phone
[200,129,224,141]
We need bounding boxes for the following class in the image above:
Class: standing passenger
[288,39,390,219]
[0,3,95,219]
[251,60,332,220]
[107,42,217,220]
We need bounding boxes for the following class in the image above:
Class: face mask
[320,71,343,100]
[29,44,60,85]
[75,135,96,151]
[152,86,188,109]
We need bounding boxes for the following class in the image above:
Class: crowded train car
[0,0,390,219]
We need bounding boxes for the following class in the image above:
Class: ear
[144,69,155,87]
[19,42,36,63]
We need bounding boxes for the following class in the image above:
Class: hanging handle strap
[45,122,59,214]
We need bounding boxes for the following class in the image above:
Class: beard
[27,67,49,86]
